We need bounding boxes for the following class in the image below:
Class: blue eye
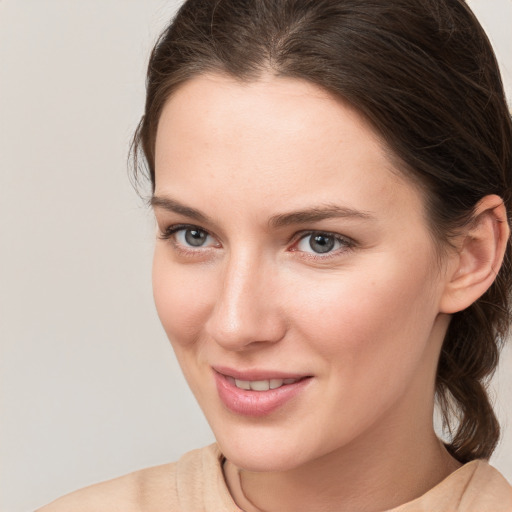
[161,225,218,249]
[177,228,210,247]
[296,232,350,255]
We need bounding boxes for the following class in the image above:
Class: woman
[39,0,512,510]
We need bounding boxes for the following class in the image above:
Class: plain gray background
[0,1,511,510]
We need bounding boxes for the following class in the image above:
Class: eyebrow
[151,195,374,228]
[268,205,374,228]
[151,196,210,224]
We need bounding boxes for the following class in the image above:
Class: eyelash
[159,224,219,255]
[290,230,355,260]
[159,224,356,259]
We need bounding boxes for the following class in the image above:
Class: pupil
[185,229,207,247]
[310,234,334,253]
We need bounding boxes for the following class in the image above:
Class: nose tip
[207,305,285,351]
[205,260,286,351]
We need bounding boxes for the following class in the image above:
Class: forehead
[154,72,425,224]
[156,73,380,155]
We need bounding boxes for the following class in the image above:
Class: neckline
[217,447,484,512]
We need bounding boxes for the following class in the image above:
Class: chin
[211,421,317,472]
[221,441,303,472]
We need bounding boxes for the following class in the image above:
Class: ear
[440,195,510,314]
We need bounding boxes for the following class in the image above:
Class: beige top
[37,444,512,512]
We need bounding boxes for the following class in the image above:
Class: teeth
[233,378,299,391]
[250,380,270,391]
[270,379,284,389]
[234,379,251,390]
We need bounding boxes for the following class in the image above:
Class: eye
[294,232,352,255]
[176,227,212,247]
[160,225,219,249]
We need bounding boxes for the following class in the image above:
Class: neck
[225,413,461,512]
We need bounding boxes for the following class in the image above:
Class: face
[152,73,451,472]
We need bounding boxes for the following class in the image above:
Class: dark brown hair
[132,0,512,463]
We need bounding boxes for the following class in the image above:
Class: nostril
[205,302,286,350]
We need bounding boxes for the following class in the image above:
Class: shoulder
[393,459,512,512]
[36,444,227,512]
[36,461,178,512]
[459,460,512,510]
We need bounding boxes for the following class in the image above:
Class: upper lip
[212,366,311,381]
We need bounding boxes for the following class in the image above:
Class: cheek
[283,259,441,433]
[152,249,216,347]
[286,257,439,367]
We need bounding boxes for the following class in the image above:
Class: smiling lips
[213,368,312,417]
[229,376,301,391]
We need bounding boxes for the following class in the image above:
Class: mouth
[212,367,312,417]
[227,376,303,391]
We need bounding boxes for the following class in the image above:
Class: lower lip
[214,372,311,417]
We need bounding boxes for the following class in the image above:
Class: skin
[151,73,507,512]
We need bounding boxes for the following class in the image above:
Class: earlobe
[440,195,510,314]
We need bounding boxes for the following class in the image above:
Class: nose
[205,251,287,351]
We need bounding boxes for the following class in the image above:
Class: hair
[131,0,512,463]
